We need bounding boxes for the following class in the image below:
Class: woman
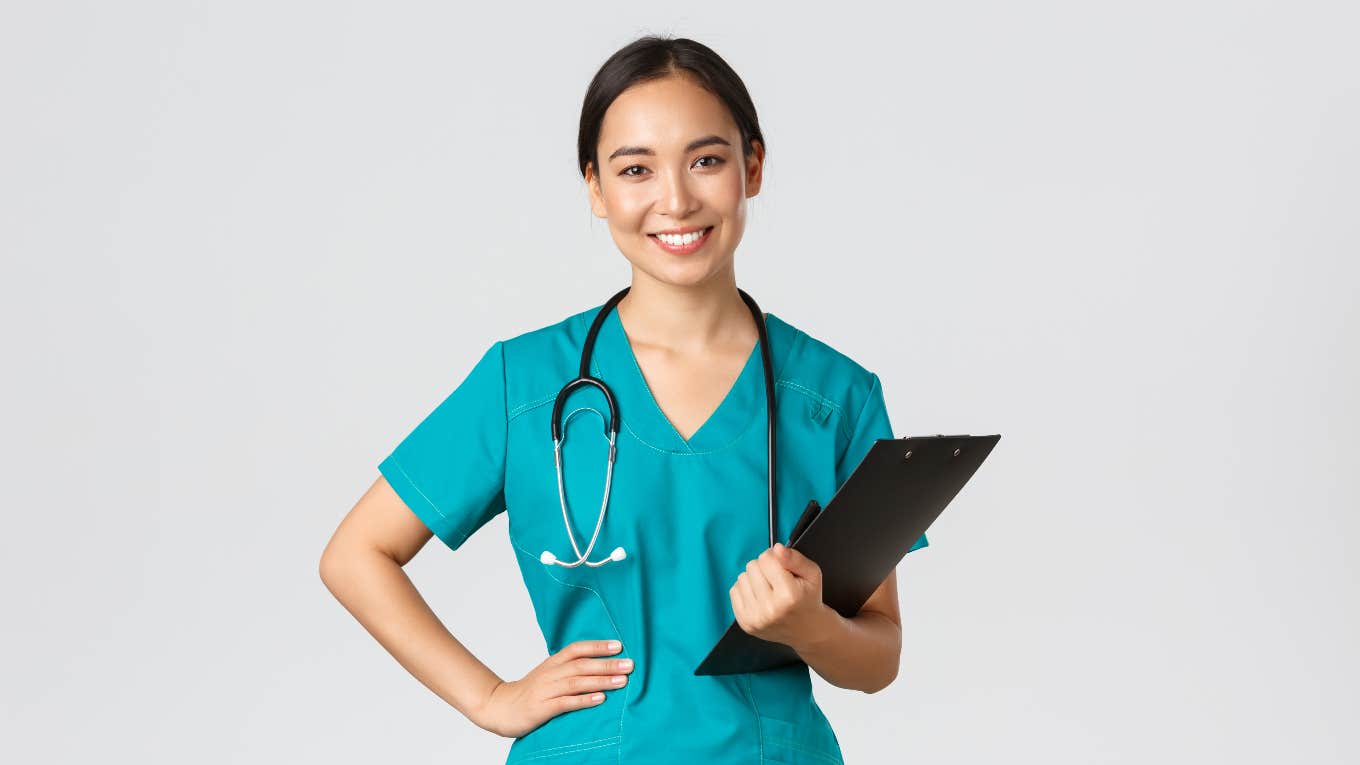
[320,35,928,764]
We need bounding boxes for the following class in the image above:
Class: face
[586,74,764,290]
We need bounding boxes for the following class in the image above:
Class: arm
[732,545,903,694]
[318,476,503,721]
[790,568,902,694]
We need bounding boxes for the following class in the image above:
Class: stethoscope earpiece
[540,286,775,569]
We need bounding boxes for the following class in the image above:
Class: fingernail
[592,693,604,702]
[618,659,633,670]
[611,675,626,685]
[608,641,621,651]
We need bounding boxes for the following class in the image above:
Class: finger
[562,656,633,679]
[550,673,629,699]
[738,572,762,615]
[729,582,747,624]
[550,690,607,714]
[730,580,745,610]
[554,639,622,665]
[775,543,820,580]
[745,558,774,596]
[756,550,795,600]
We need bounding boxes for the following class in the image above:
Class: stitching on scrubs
[773,379,851,441]
[844,373,881,446]
[512,735,621,755]
[511,735,622,760]
[585,356,765,458]
[498,341,510,502]
[509,391,558,421]
[385,456,450,520]
[764,736,844,765]
[510,373,771,458]
[511,738,622,763]
[387,456,483,550]
[773,322,802,379]
[507,535,630,760]
[739,673,765,763]
[504,312,818,455]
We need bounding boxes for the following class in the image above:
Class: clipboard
[694,433,1001,676]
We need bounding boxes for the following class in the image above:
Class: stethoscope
[539,285,778,568]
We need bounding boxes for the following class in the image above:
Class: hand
[470,639,633,739]
[729,543,830,650]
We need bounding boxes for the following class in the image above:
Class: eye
[619,156,726,178]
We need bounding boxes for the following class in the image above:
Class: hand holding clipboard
[695,434,1000,676]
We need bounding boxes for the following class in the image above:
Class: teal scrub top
[379,302,928,765]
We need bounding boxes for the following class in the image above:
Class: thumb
[775,543,820,581]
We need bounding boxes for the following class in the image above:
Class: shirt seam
[774,379,853,441]
[385,455,449,520]
[740,673,765,763]
[507,531,630,759]
[835,372,881,478]
[499,314,855,453]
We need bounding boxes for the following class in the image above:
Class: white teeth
[656,228,707,246]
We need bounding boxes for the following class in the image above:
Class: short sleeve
[378,341,507,551]
[835,373,929,554]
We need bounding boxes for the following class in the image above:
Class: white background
[3,1,1356,762]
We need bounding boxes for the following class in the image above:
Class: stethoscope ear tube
[551,377,619,443]
[738,287,777,549]
[550,285,629,443]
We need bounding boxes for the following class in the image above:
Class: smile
[648,226,713,255]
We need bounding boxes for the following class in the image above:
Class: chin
[635,256,728,290]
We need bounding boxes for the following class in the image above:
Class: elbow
[860,664,899,695]
[860,636,902,694]
[318,546,339,590]
[318,539,351,592]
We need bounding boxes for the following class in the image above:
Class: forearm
[319,544,502,719]
[790,605,901,693]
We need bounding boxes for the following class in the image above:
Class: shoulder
[491,305,604,419]
[766,312,884,436]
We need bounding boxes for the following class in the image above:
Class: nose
[655,167,700,218]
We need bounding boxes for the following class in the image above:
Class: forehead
[598,75,738,155]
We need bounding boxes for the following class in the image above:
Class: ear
[585,162,608,219]
[744,138,765,198]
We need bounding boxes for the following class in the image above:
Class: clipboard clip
[786,499,821,546]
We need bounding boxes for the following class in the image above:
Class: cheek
[602,187,650,230]
[705,178,748,228]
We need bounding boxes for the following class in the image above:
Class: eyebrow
[607,134,732,161]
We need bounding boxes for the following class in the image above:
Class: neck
[615,264,755,353]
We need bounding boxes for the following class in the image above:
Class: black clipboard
[694,434,1000,676]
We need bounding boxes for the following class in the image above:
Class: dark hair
[577,35,765,182]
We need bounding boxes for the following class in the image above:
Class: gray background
[3,1,1356,762]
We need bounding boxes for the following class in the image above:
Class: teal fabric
[379,303,928,764]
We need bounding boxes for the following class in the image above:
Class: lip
[650,224,710,235]
[648,225,714,256]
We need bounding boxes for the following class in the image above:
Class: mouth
[648,225,714,255]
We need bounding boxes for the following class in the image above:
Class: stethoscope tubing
[543,286,775,567]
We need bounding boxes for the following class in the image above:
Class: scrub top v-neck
[591,303,766,452]
[379,302,929,765]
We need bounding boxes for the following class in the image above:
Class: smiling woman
[320,34,926,765]
[579,52,765,296]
